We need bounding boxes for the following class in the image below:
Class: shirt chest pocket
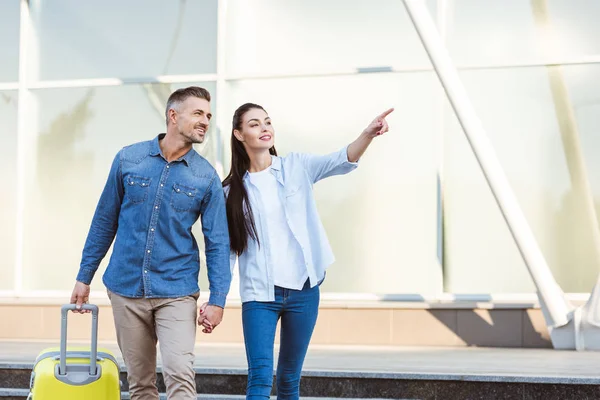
[125,176,151,204]
[285,185,301,198]
[283,184,303,210]
[283,169,306,200]
[170,183,198,212]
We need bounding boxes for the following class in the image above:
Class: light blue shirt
[229,146,358,303]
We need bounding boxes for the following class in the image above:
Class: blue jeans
[242,280,320,400]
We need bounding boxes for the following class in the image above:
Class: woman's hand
[347,108,394,162]
[362,108,394,138]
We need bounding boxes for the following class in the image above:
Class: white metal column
[216,0,241,300]
[15,0,33,295]
[402,0,579,348]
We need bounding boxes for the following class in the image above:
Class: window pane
[226,0,437,76]
[225,73,441,294]
[448,0,600,66]
[444,65,600,293]
[23,82,217,291]
[0,1,20,82]
[29,1,218,80]
[0,91,18,290]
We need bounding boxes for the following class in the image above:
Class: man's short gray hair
[165,86,211,125]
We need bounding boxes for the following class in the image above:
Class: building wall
[0,301,553,348]
[1,1,600,308]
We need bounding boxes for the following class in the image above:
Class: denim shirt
[77,135,231,307]
[229,146,358,303]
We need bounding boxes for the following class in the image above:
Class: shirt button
[147,250,151,254]
[160,184,164,187]
[151,228,155,232]
[155,206,158,209]
[176,189,180,192]
[166,165,170,169]
[144,270,148,273]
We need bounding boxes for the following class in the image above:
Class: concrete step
[1,363,599,399]
[0,388,391,400]
[2,343,600,399]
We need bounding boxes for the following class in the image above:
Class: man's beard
[186,129,206,144]
[190,135,205,144]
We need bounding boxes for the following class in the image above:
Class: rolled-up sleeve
[293,145,359,184]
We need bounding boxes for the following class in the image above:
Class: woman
[208,102,392,399]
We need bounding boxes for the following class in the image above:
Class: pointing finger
[378,107,394,119]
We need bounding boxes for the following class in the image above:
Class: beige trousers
[108,290,199,400]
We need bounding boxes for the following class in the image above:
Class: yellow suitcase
[28,304,120,400]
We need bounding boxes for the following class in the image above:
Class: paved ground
[0,340,598,384]
[0,341,600,384]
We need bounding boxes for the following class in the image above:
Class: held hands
[198,302,224,334]
[362,108,394,139]
[70,281,91,314]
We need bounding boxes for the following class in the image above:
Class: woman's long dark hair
[223,103,277,256]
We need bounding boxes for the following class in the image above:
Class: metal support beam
[402,0,577,348]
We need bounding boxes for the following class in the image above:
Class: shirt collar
[149,134,163,156]
[150,133,193,166]
[269,156,284,185]
[243,155,283,183]
[270,155,281,171]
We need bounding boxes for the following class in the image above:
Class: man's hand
[70,281,91,313]
[198,302,224,334]
[362,108,394,138]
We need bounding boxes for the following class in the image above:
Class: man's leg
[276,283,320,400]
[108,290,159,400]
[242,295,282,400]
[154,294,199,400]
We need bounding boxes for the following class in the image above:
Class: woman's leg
[242,292,283,400]
[276,283,320,400]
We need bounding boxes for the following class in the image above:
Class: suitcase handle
[59,304,99,376]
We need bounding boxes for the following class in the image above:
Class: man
[70,86,231,399]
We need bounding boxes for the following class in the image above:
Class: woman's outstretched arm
[347,108,394,162]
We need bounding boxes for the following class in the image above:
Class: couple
[70,86,393,400]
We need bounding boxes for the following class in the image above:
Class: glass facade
[2,0,599,296]
[446,0,600,66]
[0,91,18,290]
[225,0,437,76]
[0,2,20,82]
[445,64,600,293]
[28,0,218,80]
